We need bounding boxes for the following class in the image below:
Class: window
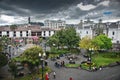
[26,33,28,36]
[112,31,115,35]
[86,31,88,34]
[14,31,16,37]
[7,31,9,37]
[26,31,28,36]
[7,31,9,34]
[44,33,45,36]
[26,31,28,33]
[20,31,22,37]
[0,31,1,37]
[49,31,51,36]
[20,31,22,33]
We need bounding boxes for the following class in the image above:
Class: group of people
[44,72,56,80]
[54,60,65,68]
[92,66,102,71]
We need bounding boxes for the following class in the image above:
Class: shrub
[80,62,96,70]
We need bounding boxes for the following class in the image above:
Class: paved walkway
[48,55,120,80]
[0,44,34,80]
[0,65,13,80]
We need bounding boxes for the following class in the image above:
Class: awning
[14,39,23,42]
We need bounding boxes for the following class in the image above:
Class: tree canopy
[0,53,8,68]
[47,27,80,50]
[79,36,93,50]
[79,34,112,50]
[92,34,112,50]
[21,46,43,65]
[0,35,10,53]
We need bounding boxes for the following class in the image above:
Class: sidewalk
[0,65,13,80]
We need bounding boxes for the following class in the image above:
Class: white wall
[22,31,27,37]
[79,28,92,39]
[108,28,118,43]
[16,31,20,37]
[2,31,7,36]
[9,31,13,37]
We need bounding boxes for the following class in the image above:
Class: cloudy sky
[0,0,120,25]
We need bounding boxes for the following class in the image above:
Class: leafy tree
[0,42,2,52]
[0,53,8,68]
[8,60,17,77]
[92,34,112,50]
[79,35,112,51]
[65,27,80,50]
[48,28,80,50]
[0,36,10,51]
[47,37,58,48]
[0,37,8,68]
[38,37,43,44]
[21,46,43,72]
[79,36,93,50]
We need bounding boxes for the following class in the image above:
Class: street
[48,58,120,80]
[2,44,120,80]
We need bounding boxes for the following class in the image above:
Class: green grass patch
[49,54,59,58]
[65,64,80,68]
[92,53,120,67]
[81,52,120,70]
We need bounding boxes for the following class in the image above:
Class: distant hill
[30,22,44,26]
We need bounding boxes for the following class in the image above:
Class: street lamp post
[39,52,46,80]
[89,48,94,70]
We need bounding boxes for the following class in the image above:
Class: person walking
[69,76,73,80]
[53,71,56,79]
[45,72,49,80]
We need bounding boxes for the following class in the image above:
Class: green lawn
[92,53,120,67]
[80,52,120,70]
[65,64,80,68]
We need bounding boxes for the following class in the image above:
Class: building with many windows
[0,25,56,39]
[44,20,66,29]
[76,20,120,44]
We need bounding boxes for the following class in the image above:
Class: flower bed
[80,62,97,71]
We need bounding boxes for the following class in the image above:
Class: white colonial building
[0,25,56,39]
[44,20,66,29]
[76,19,120,44]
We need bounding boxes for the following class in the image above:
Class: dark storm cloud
[0,0,120,25]
[0,0,83,14]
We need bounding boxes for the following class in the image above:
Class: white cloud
[102,18,120,23]
[98,0,110,7]
[1,15,15,23]
[77,3,97,11]
[77,0,110,11]
[0,14,28,25]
